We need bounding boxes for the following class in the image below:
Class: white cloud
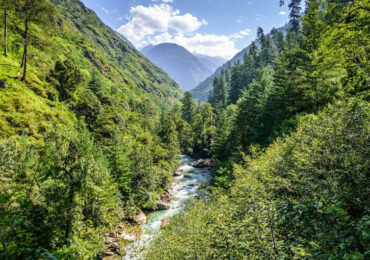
[147,32,239,60]
[117,4,206,47]
[152,0,174,3]
[279,11,287,15]
[117,3,250,60]
[239,28,251,36]
[101,7,109,15]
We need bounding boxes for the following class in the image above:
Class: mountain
[194,54,226,74]
[115,31,135,49]
[0,0,183,257]
[191,24,289,101]
[142,43,224,91]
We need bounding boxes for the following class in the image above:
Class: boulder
[133,211,147,224]
[174,171,181,176]
[104,251,115,256]
[0,80,8,89]
[183,174,192,179]
[110,242,120,249]
[118,223,125,230]
[157,201,171,210]
[160,189,174,203]
[192,159,212,168]
[108,230,117,238]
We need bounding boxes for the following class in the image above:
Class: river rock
[108,230,117,238]
[104,251,115,256]
[133,211,147,224]
[160,189,174,203]
[192,159,212,168]
[184,174,192,179]
[0,80,8,89]
[118,223,125,230]
[174,171,181,176]
[157,201,171,210]
[110,242,120,249]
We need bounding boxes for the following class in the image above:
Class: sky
[81,0,290,60]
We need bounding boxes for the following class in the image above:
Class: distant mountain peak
[141,43,225,91]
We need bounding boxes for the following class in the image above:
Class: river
[123,155,212,259]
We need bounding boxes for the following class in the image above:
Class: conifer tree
[213,75,227,107]
[181,92,195,124]
[88,69,104,93]
[288,0,302,33]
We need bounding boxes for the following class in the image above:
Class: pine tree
[181,92,195,124]
[288,0,302,33]
[88,69,104,93]
[213,75,227,107]
[228,64,244,104]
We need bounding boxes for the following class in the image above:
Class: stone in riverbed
[192,159,212,168]
[183,174,192,179]
[157,201,171,210]
[174,171,181,176]
[133,211,147,224]
[0,80,8,89]
[104,251,115,256]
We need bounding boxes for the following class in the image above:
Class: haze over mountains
[142,43,225,91]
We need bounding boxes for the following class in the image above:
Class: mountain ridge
[191,23,289,101]
[142,43,225,91]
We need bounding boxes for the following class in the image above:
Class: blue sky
[81,0,290,59]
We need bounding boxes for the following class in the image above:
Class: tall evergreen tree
[181,92,195,124]
[213,75,227,107]
[88,69,104,93]
[228,64,246,104]
[289,0,302,33]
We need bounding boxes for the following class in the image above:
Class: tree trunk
[4,8,7,57]
[21,19,29,81]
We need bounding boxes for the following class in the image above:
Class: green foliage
[0,126,122,258]
[147,98,370,259]
[47,59,84,101]
[146,1,370,259]
[0,0,183,257]
[181,91,195,124]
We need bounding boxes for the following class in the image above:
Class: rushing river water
[123,155,212,259]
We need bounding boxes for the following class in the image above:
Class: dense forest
[0,0,183,258]
[147,0,370,259]
[0,0,369,259]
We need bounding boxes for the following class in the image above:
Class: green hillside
[0,0,182,258]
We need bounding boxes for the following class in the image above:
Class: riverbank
[121,155,213,259]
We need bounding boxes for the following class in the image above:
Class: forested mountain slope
[142,43,219,91]
[191,24,289,101]
[146,0,370,259]
[0,0,182,258]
